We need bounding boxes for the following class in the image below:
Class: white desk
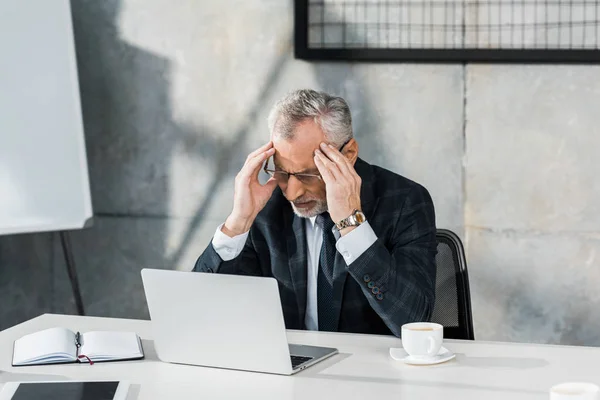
[1,314,598,399]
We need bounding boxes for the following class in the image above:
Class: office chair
[430,229,475,340]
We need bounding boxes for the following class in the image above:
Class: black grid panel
[295,0,600,62]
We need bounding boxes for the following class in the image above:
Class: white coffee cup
[550,382,600,400]
[401,322,443,358]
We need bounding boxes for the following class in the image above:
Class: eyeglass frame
[263,139,351,185]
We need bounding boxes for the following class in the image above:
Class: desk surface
[1,314,598,399]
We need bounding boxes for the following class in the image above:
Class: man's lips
[293,200,316,208]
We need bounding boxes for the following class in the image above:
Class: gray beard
[290,198,328,218]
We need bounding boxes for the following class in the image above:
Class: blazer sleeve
[193,228,263,276]
[345,184,437,337]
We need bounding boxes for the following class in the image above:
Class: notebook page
[13,327,77,365]
[80,331,142,360]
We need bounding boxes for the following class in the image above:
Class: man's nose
[282,175,305,201]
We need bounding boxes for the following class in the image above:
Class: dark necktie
[316,212,337,331]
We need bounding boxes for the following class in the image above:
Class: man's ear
[342,139,359,166]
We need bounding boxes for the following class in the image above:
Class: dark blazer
[193,158,437,337]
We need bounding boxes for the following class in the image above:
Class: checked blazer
[193,158,437,337]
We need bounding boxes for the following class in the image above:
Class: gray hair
[267,89,353,147]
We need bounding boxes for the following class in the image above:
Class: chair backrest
[430,229,475,340]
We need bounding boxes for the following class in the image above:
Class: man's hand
[314,142,362,234]
[223,142,278,237]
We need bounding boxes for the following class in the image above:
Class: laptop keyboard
[291,355,313,369]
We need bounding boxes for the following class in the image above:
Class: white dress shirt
[211,216,378,330]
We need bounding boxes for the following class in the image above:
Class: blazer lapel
[331,158,380,330]
[354,157,379,223]
[284,209,308,328]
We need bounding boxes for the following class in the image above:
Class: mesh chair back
[431,229,474,340]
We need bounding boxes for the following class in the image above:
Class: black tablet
[0,381,129,400]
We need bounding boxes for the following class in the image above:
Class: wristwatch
[334,209,366,232]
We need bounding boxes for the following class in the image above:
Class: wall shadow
[59,0,292,319]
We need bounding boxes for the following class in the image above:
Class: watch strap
[334,209,365,231]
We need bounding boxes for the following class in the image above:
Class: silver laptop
[141,268,338,375]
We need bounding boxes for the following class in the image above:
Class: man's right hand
[222,141,278,237]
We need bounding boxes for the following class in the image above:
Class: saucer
[389,346,456,365]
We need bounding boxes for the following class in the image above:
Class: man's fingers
[257,177,278,198]
[263,177,278,191]
[314,151,337,183]
[313,153,332,182]
[316,149,343,179]
[245,141,273,164]
[318,142,345,163]
[241,148,274,179]
[319,142,352,175]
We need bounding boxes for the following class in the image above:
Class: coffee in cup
[401,322,443,358]
[550,382,600,400]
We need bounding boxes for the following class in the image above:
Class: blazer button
[376,293,384,301]
[372,287,380,294]
[363,274,371,283]
[367,281,375,289]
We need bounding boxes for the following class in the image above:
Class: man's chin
[291,201,327,218]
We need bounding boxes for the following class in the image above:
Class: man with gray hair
[194,89,437,337]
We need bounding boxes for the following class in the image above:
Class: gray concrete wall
[466,65,600,345]
[1,0,598,347]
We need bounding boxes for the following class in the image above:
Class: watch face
[355,211,366,223]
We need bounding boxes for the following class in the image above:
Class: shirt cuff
[211,223,249,261]
[335,221,378,265]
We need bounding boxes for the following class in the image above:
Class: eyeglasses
[264,168,322,185]
[263,154,322,185]
[263,140,350,185]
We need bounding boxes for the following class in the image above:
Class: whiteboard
[0,0,93,235]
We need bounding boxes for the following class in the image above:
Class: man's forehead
[272,120,324,171]
[272,149,319,173]
[272,141,320,171]
[273,119,325,147]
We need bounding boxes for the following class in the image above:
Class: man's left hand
[314,142,362,231]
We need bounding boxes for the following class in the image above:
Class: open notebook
[12,327,144,366]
